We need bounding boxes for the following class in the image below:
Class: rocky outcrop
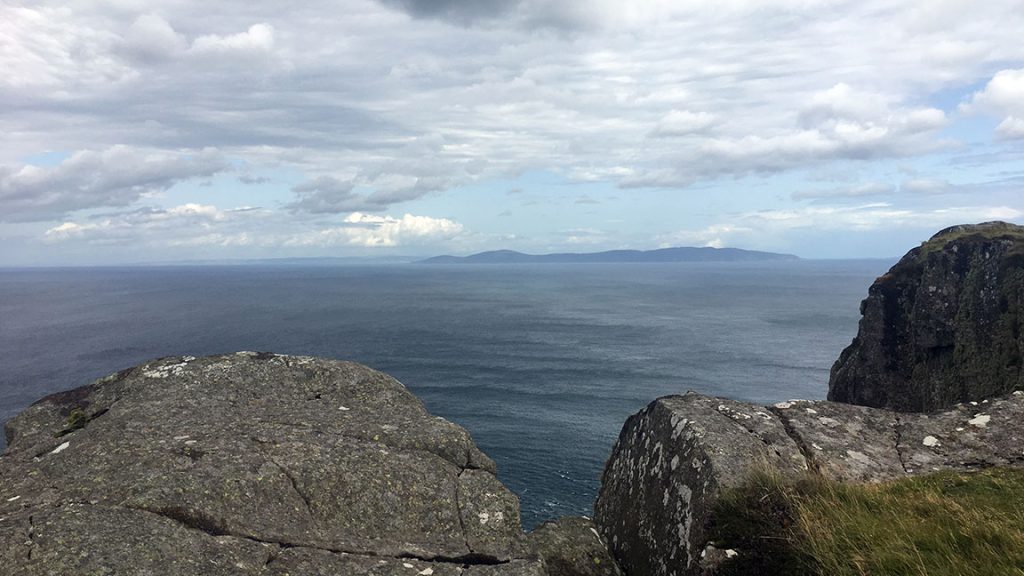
[829,221,1024,411]
[0,353,549,575]
[594,389,1024,576]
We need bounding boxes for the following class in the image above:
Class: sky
[2,0,1024,265]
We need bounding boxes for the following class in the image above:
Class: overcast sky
[2,0,1024,264]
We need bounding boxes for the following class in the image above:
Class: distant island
[419,246,799,264]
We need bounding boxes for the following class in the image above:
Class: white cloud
[190,24,275,55]
[3,0,1024,261]
[742,203,1022,232]
[996,116,1024,140]
[41,203,465,250]
[649,110,716,137]
[287,212,464,247]
[658,224,754,249]
[966,68,1024,113]
[0,146,229,222]
[43,203,246,245]
[963,68,1024,139]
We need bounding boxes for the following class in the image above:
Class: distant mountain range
[418,246,799,264]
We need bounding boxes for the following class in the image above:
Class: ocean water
[0,260,889,528]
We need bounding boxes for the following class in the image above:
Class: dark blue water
[0,260,889,528]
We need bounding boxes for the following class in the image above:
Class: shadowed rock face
[829,221,1024,412]
[595,390,1024,576]
[0,353,548,575]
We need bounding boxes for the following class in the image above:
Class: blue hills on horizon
[418,246,800,264]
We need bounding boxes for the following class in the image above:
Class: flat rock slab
[0,353,538,574]
[596,390,1024,576]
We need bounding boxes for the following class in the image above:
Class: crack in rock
[768,407,820,474]
[894,415,910,474]
[123,501,507,566]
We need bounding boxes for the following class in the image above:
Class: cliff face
[828,221,1024,412]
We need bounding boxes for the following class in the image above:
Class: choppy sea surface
[0,260,889,528]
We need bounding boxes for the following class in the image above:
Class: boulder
[595,390,1024,576]
[0,353,545,575]
[829,221,1024,411]
[593,394,808,576]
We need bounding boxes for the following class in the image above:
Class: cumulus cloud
[996,117,1024,139]
[0,146,229,222]
[963,68,1024,139]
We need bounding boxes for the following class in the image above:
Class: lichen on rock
[0,353,549,575]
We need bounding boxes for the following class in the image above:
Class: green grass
[919,222,1024,256]
[712,467,1024,576]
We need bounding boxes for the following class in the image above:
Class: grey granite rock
[525,516,623,576]
[0,353,544,574]
[829,221,1024,411]
[595,390,1024,576]
[594,394,808,576]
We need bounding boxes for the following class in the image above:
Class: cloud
[963,68,1024,139]
[190,24,275,55]
[901,178,953,194]
[238,174,271,185]
[657,224,754,249]
[287,212,464,247]
[791,178,955,201]
[649,110,716,138]
[661,203,1024,254]
[377,0,517,25]
[996,116,1024,140]
[563,227,607,245]
[792,182,894,201]
[624,84,948,187]
[43,203,250,246]
[121,14,187,63]
[43,203,465,250]
[741,203,1022,232]
[288,176,368,214]
[0,146,229,222]
[4,0,1024,261]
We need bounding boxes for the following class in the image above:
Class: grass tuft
[711,467,1024,576]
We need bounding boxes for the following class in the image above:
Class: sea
[0,260,890,528]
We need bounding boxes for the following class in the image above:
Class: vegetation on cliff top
[712,467,1024,576]
[919,221,1024,256]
